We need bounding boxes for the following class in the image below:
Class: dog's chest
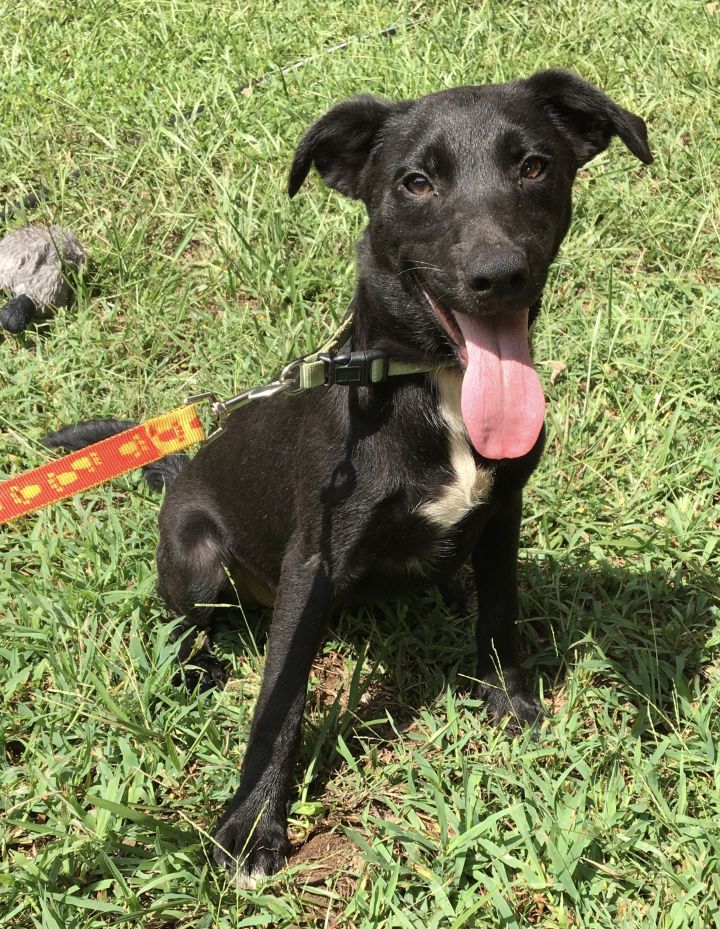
[342,371,495,596]
[419,369,492,531]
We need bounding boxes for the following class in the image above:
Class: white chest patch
[419,369,493,530]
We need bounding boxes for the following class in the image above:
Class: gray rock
[0,225,86,332]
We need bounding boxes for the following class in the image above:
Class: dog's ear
[524,69,653,168]
[288,95,395,199]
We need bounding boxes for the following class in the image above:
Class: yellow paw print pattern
[0,405,205,524]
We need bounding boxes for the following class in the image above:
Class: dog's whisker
[396,262,444,277]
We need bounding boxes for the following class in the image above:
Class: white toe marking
[234,866,268,890]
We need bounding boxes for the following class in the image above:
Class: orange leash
[0,330,443,526]
[0,404,205,525]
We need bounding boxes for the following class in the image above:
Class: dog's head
[289,70,652,459]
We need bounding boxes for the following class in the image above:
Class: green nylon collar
[297,354,436,389]
[296,314,443,388]
[190,316,450,441]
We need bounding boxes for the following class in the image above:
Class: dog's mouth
[422,289,545,461]
[422,291,469,368]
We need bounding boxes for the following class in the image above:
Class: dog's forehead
[383,84,551,164]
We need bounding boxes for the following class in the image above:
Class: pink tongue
[455,309,545,460]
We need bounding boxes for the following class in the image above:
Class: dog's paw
[173,652,227,693]
[213,809,289,886]
[477,670,544,733]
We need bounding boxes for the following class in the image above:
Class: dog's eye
[404,174,434,196]
[520,157,545,180]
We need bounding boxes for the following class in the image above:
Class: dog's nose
[467,249,529,298]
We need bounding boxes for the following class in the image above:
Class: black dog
[44,70,651,884]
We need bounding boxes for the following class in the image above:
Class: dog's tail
[41,419,189,492]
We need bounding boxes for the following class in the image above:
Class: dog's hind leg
[156,508,231,691]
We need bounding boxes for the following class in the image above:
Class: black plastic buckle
[318,350,389,387]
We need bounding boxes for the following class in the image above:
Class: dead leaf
[540,359,568,384]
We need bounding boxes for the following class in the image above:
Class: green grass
[1,0,719,926]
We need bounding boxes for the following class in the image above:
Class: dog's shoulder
[419,368,493,530]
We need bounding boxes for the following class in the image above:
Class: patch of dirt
[4,738,25,764]
[309,648,420,742]
[176,236,211,264]
[205,294,259,316]
[351,681,418,743]
[290,825,361,894]
[309,649,352,712]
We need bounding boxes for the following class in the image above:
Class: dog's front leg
[473,490,543,730]
[213,546,332,885]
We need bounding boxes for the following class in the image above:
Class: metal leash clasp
[184,358,304,443]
